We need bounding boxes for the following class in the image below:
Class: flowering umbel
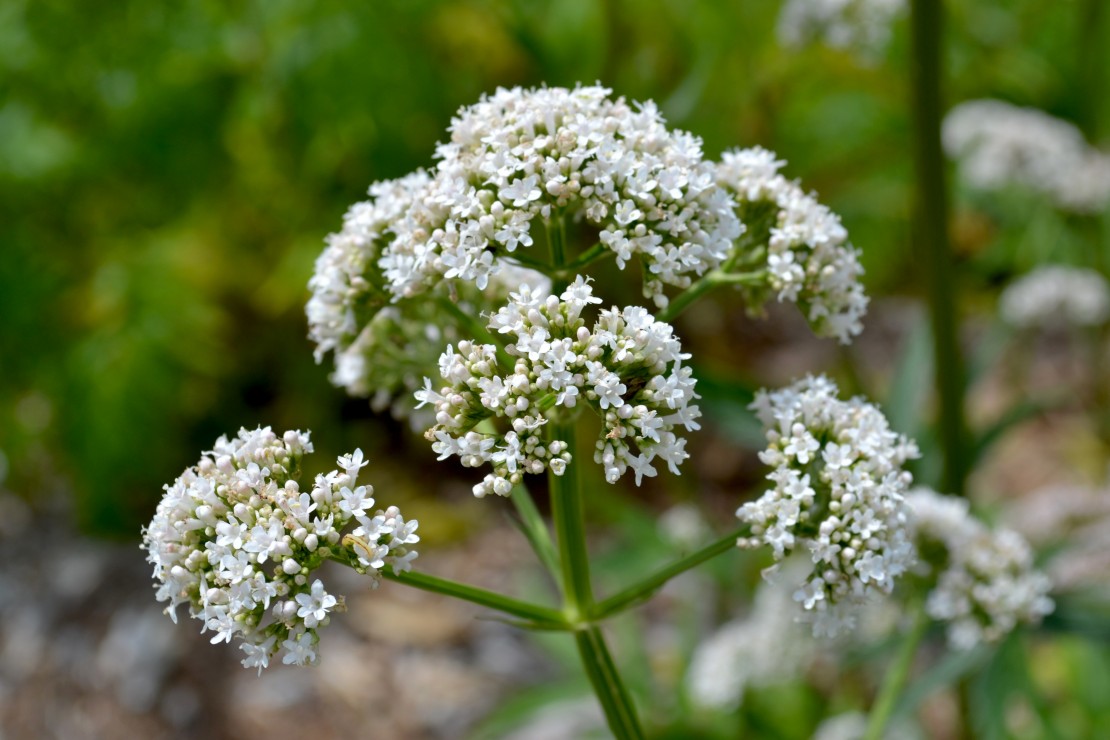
[907,488,1054,649]
[738,375,919,636]
[141,427,418,672]
[715,147,869,343]
[999,265,1110,329]
[416,277,701,497]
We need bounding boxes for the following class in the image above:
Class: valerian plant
[142,86,1052,739]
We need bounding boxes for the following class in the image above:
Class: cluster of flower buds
[737,375,919,636]
[415,277,701,497]
[999,265,1110,329]
[944,99,1110,214]
[715,147,869,343]
[141,427,418,672]
[906,488,1054,649]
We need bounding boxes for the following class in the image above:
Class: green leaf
[883,311,932,440]
[893,643,992,721]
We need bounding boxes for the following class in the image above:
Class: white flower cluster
[943,99,1110,214]
[310,85,741,318]
[716,147,868,343]
[737,375,918,637]
[398,85,743,308]
[686,557,813,710]
[141,427,419,672]
[906,488,1054,650]
[307,171,429,364]
[777,0,905,56]
[335,268,551,426]
[999,265,1110,329]
[415,277,701,497]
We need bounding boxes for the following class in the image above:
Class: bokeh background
[2,1,1109,738]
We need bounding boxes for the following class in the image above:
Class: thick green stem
[549,422,593,614]
[549,421,644,738]
[376,569,568,629]
[864,602,930,740]
[909,0,968,497]
[593,525,749,619]
[576,627,646,739]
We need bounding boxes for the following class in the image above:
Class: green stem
[658,270,767,323]
[576,627,646,739]
[909,0,968,497]
[548,217,569,293]
[1078,0,1105,140]
[593,525,749,619]
[510,482,561,583]
[548,421,644,738]
[549,422,593,614]
[437,296,515,369]
[504,250,557,274]
[558,242,613,277]
[375,569,569,629]
[864,602,929,740]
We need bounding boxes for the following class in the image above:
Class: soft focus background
[2,1,1109,738]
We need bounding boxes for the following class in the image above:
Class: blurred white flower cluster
[686,557,813,710]
[943,99,1110,214]
[717,147,869,343]
[999,265,1110,329]
[416,277,701,497]
[738,375,919,637]
[141,427,418,672]
[777,0,905,56]
[906,488,1053,650]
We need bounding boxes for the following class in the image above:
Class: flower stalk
[593,525,751,619]
[909,0,968,497]
[549,422,644,738]
[380,569,569,630]
[864,600,930,740]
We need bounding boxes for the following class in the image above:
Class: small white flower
[295,579,337,628]
[281,630,318,666]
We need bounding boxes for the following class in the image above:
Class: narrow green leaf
[884,311,932,440]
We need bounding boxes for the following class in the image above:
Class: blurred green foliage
[0,0,1106,534]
